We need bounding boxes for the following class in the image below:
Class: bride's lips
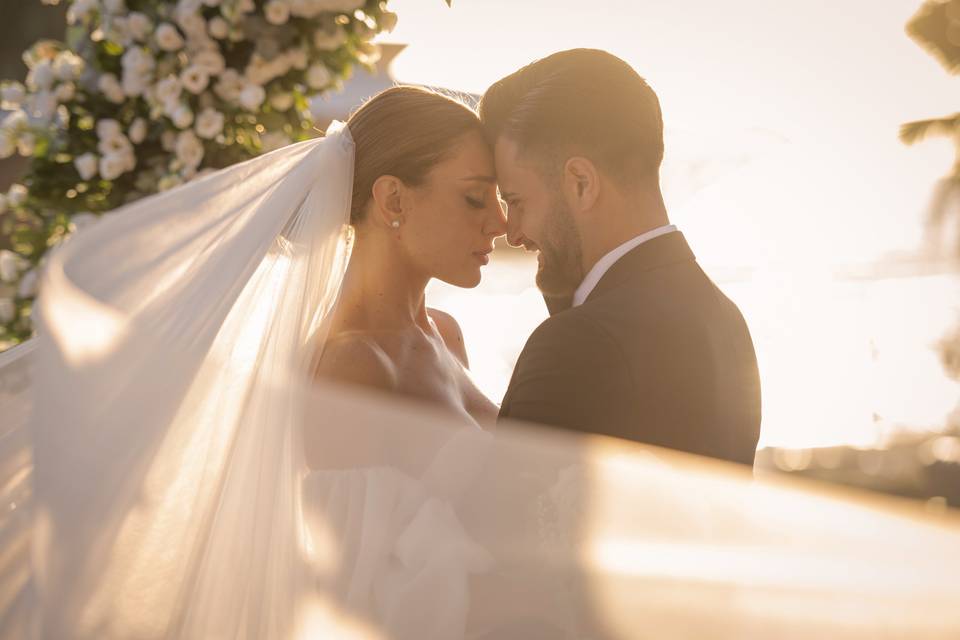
[473,248,493,265]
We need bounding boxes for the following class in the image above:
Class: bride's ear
[370,175,405,228]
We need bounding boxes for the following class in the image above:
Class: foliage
[0,0,402,350]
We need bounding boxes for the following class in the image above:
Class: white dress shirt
[571,224,678,307]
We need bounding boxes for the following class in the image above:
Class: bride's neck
[335,232,431,332]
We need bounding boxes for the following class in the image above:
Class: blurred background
[2,0,958,507]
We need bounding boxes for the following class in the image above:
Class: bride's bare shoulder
[427,308,469,368]
[314,333,398,392]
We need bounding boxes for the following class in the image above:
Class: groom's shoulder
[524,307,618,355]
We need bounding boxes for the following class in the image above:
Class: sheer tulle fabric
[0,123,957,639]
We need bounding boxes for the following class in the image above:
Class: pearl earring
[391,220,400,228]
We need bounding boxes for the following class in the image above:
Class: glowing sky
[385,0,959,268]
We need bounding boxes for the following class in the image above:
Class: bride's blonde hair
[346,85,483,224]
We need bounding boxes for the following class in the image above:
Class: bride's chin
[441,269,483,289]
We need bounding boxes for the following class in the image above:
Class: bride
[313,86,504,437]
[3,84,960,640]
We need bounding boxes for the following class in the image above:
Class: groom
[481,49,761,466]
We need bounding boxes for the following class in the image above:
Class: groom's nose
[483,199,507,238]
[505,215,526,248]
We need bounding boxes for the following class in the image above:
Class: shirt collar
[572,224,678,307]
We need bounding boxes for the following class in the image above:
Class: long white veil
[0,122,959,639]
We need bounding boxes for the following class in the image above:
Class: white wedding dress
[1,123,959,639]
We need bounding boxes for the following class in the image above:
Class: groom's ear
[370,175,404,226]
[562,157,600,213]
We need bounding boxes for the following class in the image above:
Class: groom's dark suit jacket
[498,232,761,466]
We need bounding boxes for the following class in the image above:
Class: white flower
[289,0,321,18]
[153,76,183,106]
[54,82,76,102]
[292,0,361,16]
[99,153,128,180]
[161,130,177,151]
[54,104,71,130]
[0,251,20,283]
[192,50,225,75]
[156,23,185,52]
[379,11,398,33]
[27,92,58,123]
[239,0,255,13]
[176,0,203,15]
[122,149,137,171]
[194,108,224,139]
[0,130,14,159]
[213,69,243,103]
[122,71,149,98]
[172,105,194,129]
[122,47,155,75]
[128,117,147,144]
[108,16,134,46]
[314,0,364,12]
[269,91,294,111]
[16,132,35,156]
[264,0,290,25]
[1,110,25,133]
[158,174,183,191]
[17,268,38,299]
[27,60,55,91]
[175,130,204,168]
[312,26,347,51]
[53,51,84,81]
[7,184,27,207]
[98,73,126,103]
[208,16,230,39]
[286,46,308,70]
[180,65,209,94]
[260,131,290,153]
[126,12,152,41]
[74,152,98,180]
[238,83,266,111]
[357,43,380,66]
[1,82,26,109]
[97,133,133,157]
[66,0,97,24]
[176,12,207,39]
[0,298,14,324]
[96,118,123,140]
[103,0,126,14]
[202,0,222,6]
[306,64,332,90]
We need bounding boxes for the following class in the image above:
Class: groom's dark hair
[479,49,664,187]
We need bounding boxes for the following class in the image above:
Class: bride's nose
[482,199,508,238]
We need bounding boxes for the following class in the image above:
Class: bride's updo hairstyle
[345,86,483,225]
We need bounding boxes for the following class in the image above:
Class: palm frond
[900,115,960,145]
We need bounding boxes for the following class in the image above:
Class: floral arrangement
[0,0,405,350]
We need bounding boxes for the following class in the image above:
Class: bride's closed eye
[465,196,486,209]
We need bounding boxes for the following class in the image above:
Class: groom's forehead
[493,137,524,167]
[494,138,535,184]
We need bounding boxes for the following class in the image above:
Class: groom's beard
[535,199,584,302]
